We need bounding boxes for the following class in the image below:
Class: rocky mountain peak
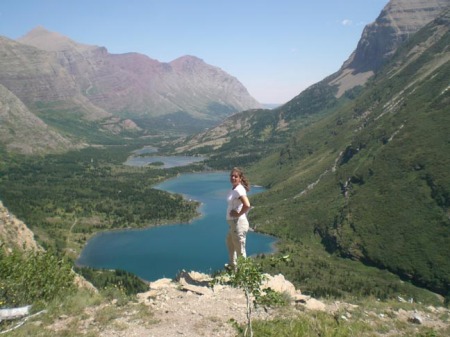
[347,0,450,72]
[330,0,450,97]
[18,26,96,52]
[170,55,204,66]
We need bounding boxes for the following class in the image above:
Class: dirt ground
[44,271,449,337]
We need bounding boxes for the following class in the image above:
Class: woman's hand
[229,209,240,217]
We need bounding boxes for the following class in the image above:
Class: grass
[1,287,158,337]
[246,299,450,337]
[0,277,448,337]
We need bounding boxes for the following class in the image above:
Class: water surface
[77,172,276,281]
[124,147,204,168]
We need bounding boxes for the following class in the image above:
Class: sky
[0,0,388,104]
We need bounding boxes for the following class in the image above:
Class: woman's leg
[226,218,249,266]
[226,228,236,266]
[226,220,237,266]
[235,217,249,259]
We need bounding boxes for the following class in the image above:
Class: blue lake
[77,171,276,281]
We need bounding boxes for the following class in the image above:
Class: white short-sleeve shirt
[226,184,247,220]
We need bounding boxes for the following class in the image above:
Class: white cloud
[341,19,353,26]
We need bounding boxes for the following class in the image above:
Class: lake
[123,146,205,168]
[77,171,276,281]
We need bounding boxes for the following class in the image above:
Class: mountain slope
[0,35,137,153]
[0,27,261,153]
[0,83,77,154]
[331,0,450,97]
[16,27,260,125]
[174,1,450,295]
[175,0,450,161]
[249,9,450,295]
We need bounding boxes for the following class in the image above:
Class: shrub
[0,249,75,308]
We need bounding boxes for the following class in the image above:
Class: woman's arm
[230,195,250,217]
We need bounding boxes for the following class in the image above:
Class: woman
[226,167,251,269]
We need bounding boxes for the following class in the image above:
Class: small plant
[213,256,289,337]
[224,256,264,337]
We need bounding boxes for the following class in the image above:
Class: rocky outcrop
[0,200,41,252]
[128,271,448,337]
[347,0,450,72]
[330,0,450,97]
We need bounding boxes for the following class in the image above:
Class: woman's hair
[231,167,250,192]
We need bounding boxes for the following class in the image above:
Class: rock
[175,270,212,287]
[0,201,42,252]
[303,298,327,312]
[149,278,175,290]
[261,273,297,298]
[178,277,213,296]
[397,296,407,302]
[73,273,98,293]
[294,294,311,303]
[408,314,423,325]
[427,305,437,313]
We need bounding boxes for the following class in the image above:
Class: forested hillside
[0,146,200,254]
[249,10,450,295]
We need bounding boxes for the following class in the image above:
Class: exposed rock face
[330,0,450,97]
[0,200,41,252]
[348,0,450,72]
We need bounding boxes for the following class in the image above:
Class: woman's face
[230,171,241,187]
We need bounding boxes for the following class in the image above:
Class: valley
[1,1,450,335]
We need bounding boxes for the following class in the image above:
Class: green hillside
[248,11,450,295]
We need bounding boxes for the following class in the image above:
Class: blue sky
[0,0,388,104]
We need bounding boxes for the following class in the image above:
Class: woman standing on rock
[226,167,251,269]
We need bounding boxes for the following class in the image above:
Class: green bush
[0,249,75,308]
[74,266,148,296]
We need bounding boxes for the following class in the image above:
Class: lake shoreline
[77,170,277,281]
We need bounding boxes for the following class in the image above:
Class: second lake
[77,171,276,281]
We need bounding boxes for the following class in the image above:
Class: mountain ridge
[175,0,450,164]
[252,8,450,295]
[16,27,261,119]
[0,27,261,154]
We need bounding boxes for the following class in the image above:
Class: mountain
[175,0,450,295]
[331,0,450,97]
[177,0,450,157]
[252,8,450,294]
[0,27,260,154]
[17,27,260,120]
